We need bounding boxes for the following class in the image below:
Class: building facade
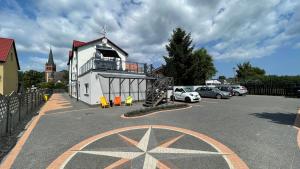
[45,49,56,82]
[0,37,20,95]
[68,37,153,105]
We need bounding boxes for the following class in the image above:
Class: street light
[233,67,236,83]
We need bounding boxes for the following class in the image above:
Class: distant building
[0,37,20,95]
[152,66,164,78]
[45,49,56,82]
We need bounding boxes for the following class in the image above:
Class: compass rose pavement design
[48,125,248,169]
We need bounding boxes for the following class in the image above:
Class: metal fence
[243,84,300,97]
[0,89,46,137]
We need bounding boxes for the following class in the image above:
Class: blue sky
[0,0,300,77]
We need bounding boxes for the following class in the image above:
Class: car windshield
[184,88,193,92]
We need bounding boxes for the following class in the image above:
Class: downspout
[76,50,79,101]
[70,58,72,97]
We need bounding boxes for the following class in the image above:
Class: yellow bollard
[44,94,49,101]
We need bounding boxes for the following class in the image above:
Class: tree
[61,70,69,83]
[218,76,226,81]
[163,28,194,85]
[190,48,217,84]
[23,70,45,88]
[236,62,265,82]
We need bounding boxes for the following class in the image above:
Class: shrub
[124,103,189,117]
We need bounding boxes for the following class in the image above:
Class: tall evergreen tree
[163,28,194,85]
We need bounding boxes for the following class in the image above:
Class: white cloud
[0,0,300,71]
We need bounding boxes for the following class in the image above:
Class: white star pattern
[72,127,229,169]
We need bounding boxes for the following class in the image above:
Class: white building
[68,37,154,105]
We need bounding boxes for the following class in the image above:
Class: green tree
[236,62,265,82]
[61,70,69,83]
[218,75,226,81]
[163,28,194,85]
[191,48,217,84]
[23,70,45,88]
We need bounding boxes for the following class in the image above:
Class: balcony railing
[79,57,152,76]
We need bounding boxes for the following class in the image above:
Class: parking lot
[2,93,300,169]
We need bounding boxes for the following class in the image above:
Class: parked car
[216,85,234,96]
[171,87,201,102]
[231,85,248,96]
[195,86,231,99]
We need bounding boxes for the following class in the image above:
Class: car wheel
[185,97,191,103]
[234,92,240,96]
[216,94,222,99]
[170,95,175,101]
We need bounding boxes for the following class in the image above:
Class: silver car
[195,86,231,99]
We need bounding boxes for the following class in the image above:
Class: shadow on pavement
[251,112,297,126]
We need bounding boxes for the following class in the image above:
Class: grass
[124,103,189,117]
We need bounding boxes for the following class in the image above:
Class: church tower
[45,48,56,82]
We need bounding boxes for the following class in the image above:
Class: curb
[120,105,193,119]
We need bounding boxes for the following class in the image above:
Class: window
[11,53,13,61]
[84,83,89,96]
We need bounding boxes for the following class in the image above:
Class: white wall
[78,71,147,105]
[78,72,92,104]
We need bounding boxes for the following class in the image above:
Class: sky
[0,0,300,77]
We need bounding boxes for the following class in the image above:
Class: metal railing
[144,77,174,107]
[79,57,152,75]
[0,89,46,136]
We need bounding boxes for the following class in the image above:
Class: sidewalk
[0,93,72,169]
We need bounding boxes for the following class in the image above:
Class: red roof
[68,37,128,65]
[73,40,86,48]
[0,37,14,62]
[0,37,20,69]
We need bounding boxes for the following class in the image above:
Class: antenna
[100,25,107,38]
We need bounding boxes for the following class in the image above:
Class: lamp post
[233,67,236,83]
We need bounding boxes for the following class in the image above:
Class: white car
[231,85,248,96]
[171,87,201,102]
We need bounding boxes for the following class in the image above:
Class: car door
[206,88,215,98]
[174,88,181,100]
[198,87,207,97]
[174,88,184,101]
[178,88,186,100]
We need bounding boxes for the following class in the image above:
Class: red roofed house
[67,36,153,105]
[0,37,20,95]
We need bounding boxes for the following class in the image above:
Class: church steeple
[47,48,55,65]
[45,48,56,82]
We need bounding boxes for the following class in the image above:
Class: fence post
[31,90,33,113]
[26,92,29,114]
[6,96,11,135]
[18,93,21,122]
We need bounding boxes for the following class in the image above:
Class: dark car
[216,86,234,96]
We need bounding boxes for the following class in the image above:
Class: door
[174,88,185,100]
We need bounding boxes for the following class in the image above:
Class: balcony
[79,57,152,76]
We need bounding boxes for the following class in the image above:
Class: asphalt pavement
[4,93,300,169]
